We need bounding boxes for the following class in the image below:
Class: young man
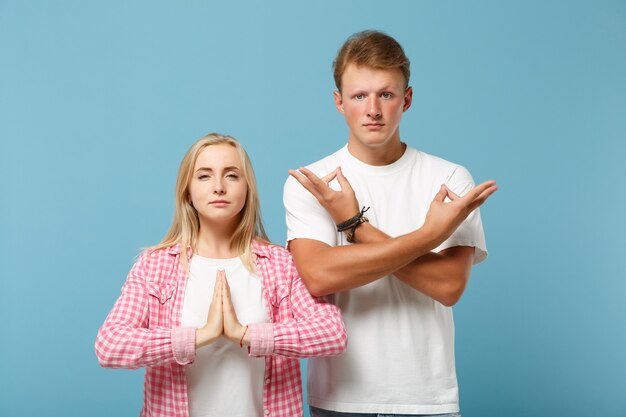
[283,30,497,416]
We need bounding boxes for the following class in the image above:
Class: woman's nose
[213,179,225,194]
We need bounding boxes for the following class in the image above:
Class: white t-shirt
[283,144,487,415]
[180,255,269,417]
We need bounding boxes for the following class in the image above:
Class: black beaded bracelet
[336,206,370,232]
[346,216,369,243]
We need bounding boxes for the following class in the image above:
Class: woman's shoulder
[133,244,182,272]
[141,244,180,258]
[252,239,290,257]
[252,241,298,289]
[252,240,295,269]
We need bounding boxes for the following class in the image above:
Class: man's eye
[381,92,393,99]
[354,94,365,100]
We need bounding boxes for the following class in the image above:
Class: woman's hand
[195,270,251,348]
[222,274,249,346]
[195,270,225,348]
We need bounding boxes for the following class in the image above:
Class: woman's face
[188,144,248,229]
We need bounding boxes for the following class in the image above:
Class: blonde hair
[333,30,410,92]
[152,133,269,272]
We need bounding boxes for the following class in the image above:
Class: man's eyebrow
[346,86,396,94]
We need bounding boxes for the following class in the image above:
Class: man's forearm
[352,222,474,306]
[290,226,440,296]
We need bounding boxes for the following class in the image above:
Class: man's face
[334,64,412,160]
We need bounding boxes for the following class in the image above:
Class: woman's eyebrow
[194,166,241,173]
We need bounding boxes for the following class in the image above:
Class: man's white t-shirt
[283,144,487,415]
[180,255,269,417]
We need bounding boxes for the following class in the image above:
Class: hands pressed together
[195,270,249,349]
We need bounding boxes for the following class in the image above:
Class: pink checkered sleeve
[249,249,347,358]
[95,253,196,369]
[248,322,274,356]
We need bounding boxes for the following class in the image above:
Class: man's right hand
[288,166,360,225]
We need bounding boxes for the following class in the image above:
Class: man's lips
[363,123,384,130]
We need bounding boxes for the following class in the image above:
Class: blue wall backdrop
[1,1,625,416]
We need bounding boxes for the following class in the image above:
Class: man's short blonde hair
[333,30,411,92]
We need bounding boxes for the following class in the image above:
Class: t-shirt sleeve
[283,174,338,247]
[434,165,488,264]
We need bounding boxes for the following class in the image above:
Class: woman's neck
[195,223,238,259]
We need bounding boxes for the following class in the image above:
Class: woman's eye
[226,173,239,180]
[198,174,210,180]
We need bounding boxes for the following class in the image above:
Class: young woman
[96,133,347,417]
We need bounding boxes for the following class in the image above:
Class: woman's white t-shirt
[180,255,269,417]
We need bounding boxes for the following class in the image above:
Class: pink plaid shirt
[96,240,347,417]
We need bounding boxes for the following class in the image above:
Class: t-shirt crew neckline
[341,143,416,176]
[190,253,241,266]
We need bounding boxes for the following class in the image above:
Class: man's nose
[367,97,381,118]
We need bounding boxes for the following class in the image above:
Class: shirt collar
[166,240,272,259]
[167,244,183,256]
[251,239,271,259]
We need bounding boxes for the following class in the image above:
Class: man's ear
[333,90,345,114]
[403,86,413,112]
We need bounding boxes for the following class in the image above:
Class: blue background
[1,1,625,416]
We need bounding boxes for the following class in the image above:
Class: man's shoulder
[411,147,461,171]
[409,147,473,180]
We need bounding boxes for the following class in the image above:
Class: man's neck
[346,139,407,166]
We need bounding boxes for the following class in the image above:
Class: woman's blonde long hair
[152,133,269,271]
